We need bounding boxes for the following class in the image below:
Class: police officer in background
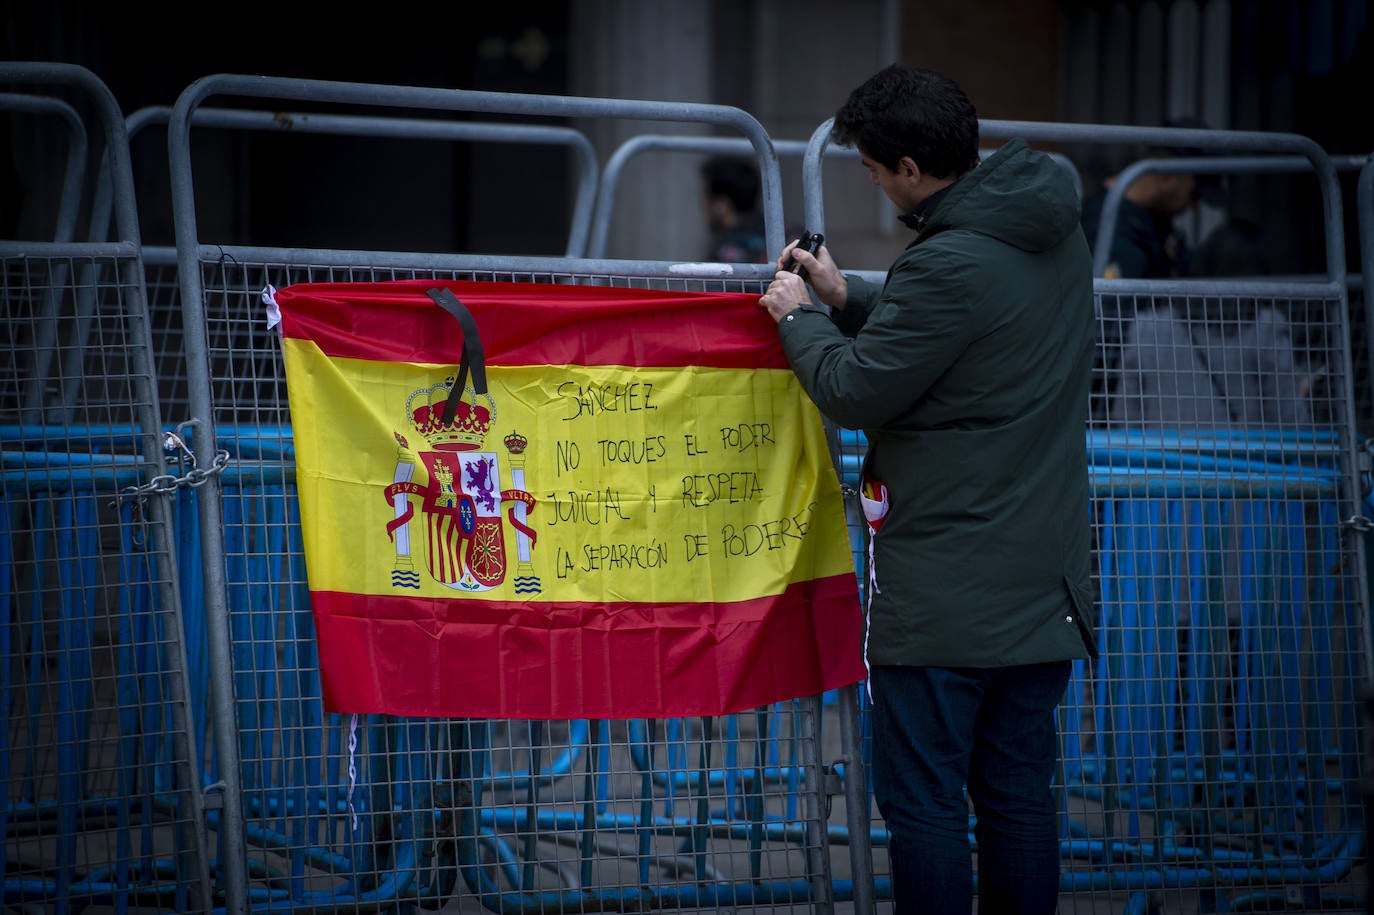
[700,155,768,264]
[1080,118,1226,280]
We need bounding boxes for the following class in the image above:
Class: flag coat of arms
[273,279,864,719]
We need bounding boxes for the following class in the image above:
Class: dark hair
[830,64,980,178]
[700,156,760,213]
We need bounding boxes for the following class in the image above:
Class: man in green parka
[759,65,1096,915]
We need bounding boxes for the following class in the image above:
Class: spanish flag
[273,279,864,719]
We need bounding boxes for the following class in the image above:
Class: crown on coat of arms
[503,430,528,454]
[407,377,494,451]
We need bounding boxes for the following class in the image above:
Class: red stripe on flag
[309,574,866,719]
[274,280,790,370]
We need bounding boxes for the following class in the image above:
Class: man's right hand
[778,241,847,310]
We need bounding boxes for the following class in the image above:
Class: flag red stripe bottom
[310,575,866,719]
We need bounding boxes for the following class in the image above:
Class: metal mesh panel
[3,256,147,429]
[188,257,842,912]
[2,251,208,913]
[1093,290,1350,430]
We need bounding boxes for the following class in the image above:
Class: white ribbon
[346,713,359,831]
[262,284,281,331]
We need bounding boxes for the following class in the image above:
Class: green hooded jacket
[778,138,1096,668]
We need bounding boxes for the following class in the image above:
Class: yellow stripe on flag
[283,338,854,605]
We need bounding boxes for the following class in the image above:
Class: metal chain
[114,427,232,505]
[1345,514,1374,534]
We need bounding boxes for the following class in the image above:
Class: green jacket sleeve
[777,248,975,430]
[831,273,880,337]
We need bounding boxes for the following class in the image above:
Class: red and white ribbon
[857,476,889,697]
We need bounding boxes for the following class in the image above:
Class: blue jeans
[869,661,1071,915]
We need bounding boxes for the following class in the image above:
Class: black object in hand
[783,232,825,281]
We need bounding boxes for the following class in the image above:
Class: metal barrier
[803,116,1371,912]
[166,74,853,914]
[0,62,212,914]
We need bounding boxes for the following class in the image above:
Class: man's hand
[778,240,847,309]
[759,270,809,323]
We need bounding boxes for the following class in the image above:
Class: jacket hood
[922,138,1082,253]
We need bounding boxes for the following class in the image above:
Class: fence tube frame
[0,60,214,915]
[3,93,86,421]
[988,121,1347,283]
[0,93,86,243]
[589,134,812,259]
[122,105,601,258]
[796,693,836,915]
[1361,155,1374,430]
[837,684,874,915]
[168,74,785,265]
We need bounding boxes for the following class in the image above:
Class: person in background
[1080,118,1226,280]
[758,63,1096,915]
[700,155,767,264]
[1077,118,1276,423]
[1080,121,1316,429]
